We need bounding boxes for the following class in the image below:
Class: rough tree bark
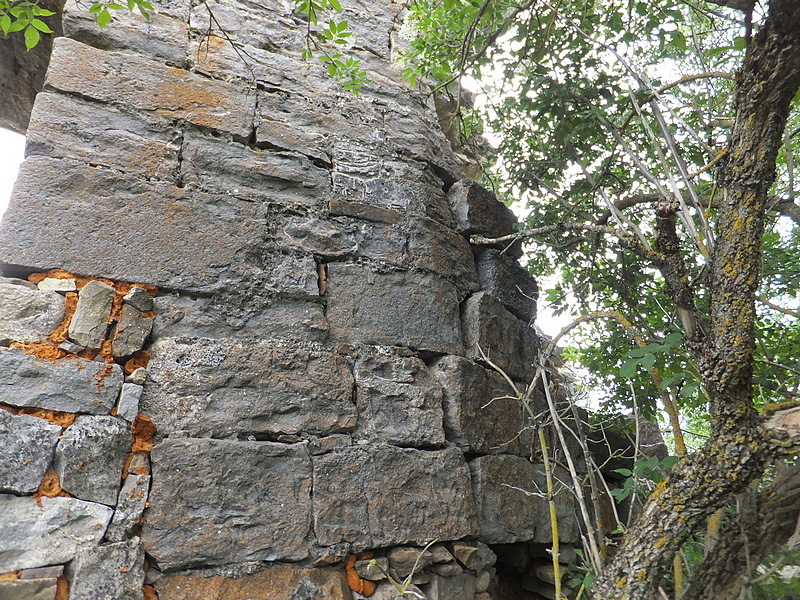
[591,0,800,597]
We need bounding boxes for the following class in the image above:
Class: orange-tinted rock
[156,565,350,600]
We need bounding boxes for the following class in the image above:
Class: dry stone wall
[0,1,586,599]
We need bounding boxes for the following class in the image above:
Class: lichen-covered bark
[592,0,800,596]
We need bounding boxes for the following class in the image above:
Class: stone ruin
[0,1,653,598]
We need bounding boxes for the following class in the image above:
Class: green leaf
[7,19,26,32]
[0,14,11,32]
[613,468,633,477]
[30,17,51,32]
[23,23,39,49]
[96,8,112,27]
[328,0,341,11]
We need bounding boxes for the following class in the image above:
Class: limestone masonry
[0,1,630,598]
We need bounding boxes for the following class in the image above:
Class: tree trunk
[592,0,800,596]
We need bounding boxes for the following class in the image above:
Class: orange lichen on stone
[49,291,78,345]
[10,341,66,360]
[0,571,21,582]
[143,585,158,600]
[27,269,76,284]
[124,351,151,374]
[18,407,76,428]
[345,553,376,597]
[55,576,69,600]
[35,469,71,502]
[132,415,157,452]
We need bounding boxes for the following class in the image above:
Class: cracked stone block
[105,474,150,543]
[475,249,538,323]
[469,455,577,544]
[326,263,463,355]
[353,351,446,448]
[67,539,145,600]
[142,438,312,570]
[68,280,114,348]
[0,495,113,572]
[446,179,518,239]
[0,276,65,345]
[431,355,536,456]
[0,409,62,494]
[53,415,131,506]
[312,445,477,548]
[141,337,355,438]
[112,304,153,359]
[0,347,123,414]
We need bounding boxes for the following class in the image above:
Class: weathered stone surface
[20,566,64,579]
[105,474,150,542]
[406,218,480,299]
[26,92,182,181]
[156,566,351,600]
[0,157,317,294]
[353,351,446,448]
[37,277,77,292]
[431,355,535,456]
[470,455,577,544]
[141,337,355,437]
[0,409,62,494]
[46,37,255,137]
[117,383,143,422]
[447,179,517,238]
[126,367,149,385]
[63,0,189,64]
[327,263,463,354]
[0,277,65,345]
[112,304,153,358]
[387,546,433,578]
[68,280,114,348]
[143,438,312,569]
[123,287,154,312]
[462,291,539,380]
[422,573,476,600]
[0,495,113,572]
[0,579,57,600]
[312,445,477,548]
[179,130,330,206]
[475,249,538,323]
[451,541,496,572]
[0,347,123,414]
[331,147,451,225]
[53,416,131,506]
[355,557,390,581]
[67,539,145,600]
[152,295,328,342]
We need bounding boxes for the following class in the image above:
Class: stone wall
[0,2,584,599]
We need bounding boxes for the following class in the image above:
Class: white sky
[0,129,25,220]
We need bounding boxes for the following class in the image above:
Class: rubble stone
[67,539,145,600]
[0,409,62,494]
[53,415,131,506]
[0,347,123,414]
[117,383,143,422]
[112,304,153,358]
[105,474,151,543]
[0,277,65,345]
[69,280,114,348]
[0,495,113,572]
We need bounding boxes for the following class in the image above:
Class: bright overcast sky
[0,129,26,220]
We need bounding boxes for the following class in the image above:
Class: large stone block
[63,0,189,64]
[151,295,329,342]
[0,495,113,572]
[446,179,517,237]
[469,455,577,544]
[179,130,330,206]
[0,157,317,294]
[26,92,182,182]
[0,409,62,494]
[141,337,355,437]
[0,276,65,345]
[475,249,538,323]
[67,539,145,600]
[353,351,446,448]
[326,263,463,355]
[312,445,477,548]
[156,565,351,600]
[461,292,540,380]
[0,347,123,414]
[53,416,131,506]
[45,37,255,137]
[142,438,312,569]
[431,355,535,456]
